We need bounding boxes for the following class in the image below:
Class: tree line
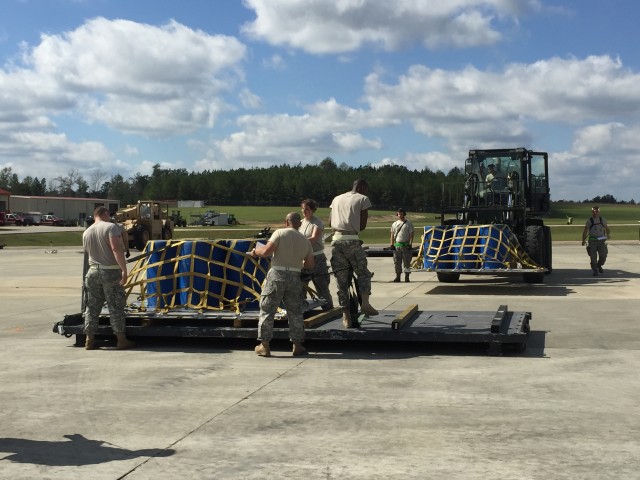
[1,159,634,210]
[1,159,465,212]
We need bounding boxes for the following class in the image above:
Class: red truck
[40,214,64,226]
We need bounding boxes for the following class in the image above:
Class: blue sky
[1,0,639,201]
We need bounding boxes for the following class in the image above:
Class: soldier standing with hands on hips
[390,208,415,283]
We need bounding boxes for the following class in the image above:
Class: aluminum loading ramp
[54,304,531,354]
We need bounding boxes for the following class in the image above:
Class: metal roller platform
[53,303,531,354]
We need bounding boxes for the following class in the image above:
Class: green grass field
[1,203,639,247]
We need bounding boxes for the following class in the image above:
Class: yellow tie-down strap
[411,224,542,271]
[125,239,270,313]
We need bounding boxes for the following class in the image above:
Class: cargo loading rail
[53,304,531,354]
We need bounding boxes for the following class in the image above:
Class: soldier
[299,198,334,309]
[329,179,378,328]
[390,208,415,282]
[82,206,135,350]
[251,212,315,357]
[581,205,610,276]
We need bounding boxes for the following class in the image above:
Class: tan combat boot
[360,293,379,316]
[255,341,271,357]
[116,333,135,350]
[342,309,352,329]
[292,343,307,356]
[85,334,96,350]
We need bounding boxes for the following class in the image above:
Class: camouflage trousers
[330,240,372,309]
[302,253,334,309]
[83,268,126,335]
[393,246,413,275]
[258,269,305,343]
[587,239,608,271]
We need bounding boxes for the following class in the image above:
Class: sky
[1,0,639,202]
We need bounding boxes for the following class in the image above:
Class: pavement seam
[114,358,307,479]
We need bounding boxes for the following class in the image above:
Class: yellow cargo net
[411,224,542,271]
[124,239,269,312]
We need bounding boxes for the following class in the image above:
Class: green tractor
[170,210,188,228]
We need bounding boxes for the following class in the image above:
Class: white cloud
[239,88,263,109]
[25,17,247,135]
[241,0,540,53]
[552,122,640,201]
[261,54,286,70]
[123,145,139,157]
[0,17,248,180]
[0,130,118,179]
[211,98,384,167]
[362,55,640,146]
[370,151,457,173]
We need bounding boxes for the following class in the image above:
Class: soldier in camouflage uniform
[299,198,334,309]
[581,205,611,276]
[329,179,378,328]
[251,212,315,357]
[82,206,135,350]
[390,208,415,283]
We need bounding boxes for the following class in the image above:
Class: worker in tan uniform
[251,212,315,357]
[329,179,378,328]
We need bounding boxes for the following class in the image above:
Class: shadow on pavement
[0,434,174,466]
[426,269,639,296]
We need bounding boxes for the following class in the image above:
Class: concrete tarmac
[0,242,639,479]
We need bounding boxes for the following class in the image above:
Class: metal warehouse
[8,195,120,225]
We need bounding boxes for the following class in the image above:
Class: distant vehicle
[5,213,24,226]
[191,210,239,226]
[115,200,175,251]
[20,212,42,226]
[170,210,188,228]
[40,214,64,226]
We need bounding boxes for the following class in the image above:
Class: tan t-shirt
[299,216,324,253]
[83,221,120,267]
[329,191,371,233]
[268,227,313,269]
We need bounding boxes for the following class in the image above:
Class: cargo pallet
[53,303,531,354]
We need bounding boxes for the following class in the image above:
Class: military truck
[426,147,552,283]
[115,201,175,251]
